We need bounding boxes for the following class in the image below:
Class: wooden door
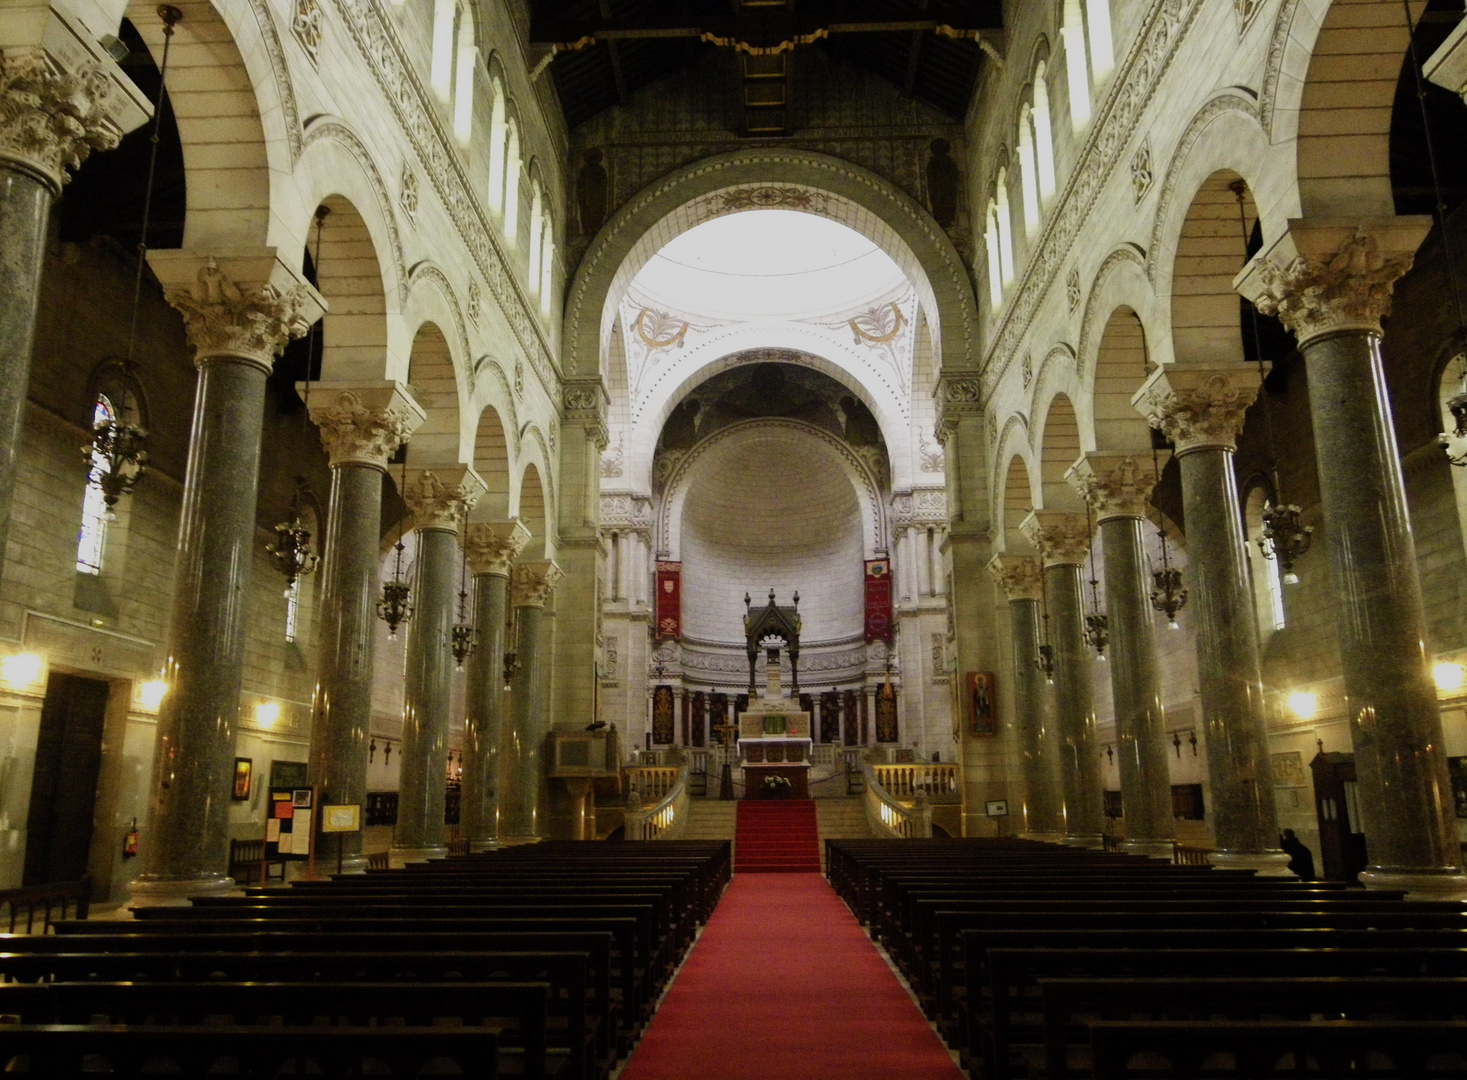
[23,673,111,885]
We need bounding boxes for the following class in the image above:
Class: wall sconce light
[369,737,377,763]
[1188,730,1198,756]
[1172,731,1182,758]
[1433,662,1465,691]
[139,679,168,710]
[0,653,45,689]
[255,702,280,727]
[1287,691,1318,720]
[1105,744,1114,765]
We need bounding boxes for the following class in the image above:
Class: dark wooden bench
[0,877,89,933]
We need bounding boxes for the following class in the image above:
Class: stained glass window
[76,395,115,575]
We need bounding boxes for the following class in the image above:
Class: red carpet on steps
[734,799,821,872]
[618,873,964,1080]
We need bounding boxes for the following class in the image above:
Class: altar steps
[681,800,739,840]
[734,800,822,873]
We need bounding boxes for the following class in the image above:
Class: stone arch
[563,149,979,384]
[302,192,393,385]
[402,264,472,456]
[471,404,512,521]
[1000,451,1037,554]
[1264,0,1418,218]
[515,460,549,558]
[126,0,298,252]
[1029,342,1088,443]
[658,419,884,559]
[404,322,459,466]
[1034,391,1084,511]
[1164,169,1260,369]
[1089,307,1153,453]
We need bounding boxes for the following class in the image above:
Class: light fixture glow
[139,680,168,710]
[1434,662,1466,691]
[255,702,280,727]
[0,653,44,688]
[1287,691,1318,720]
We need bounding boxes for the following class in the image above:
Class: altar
[736,593,812,800]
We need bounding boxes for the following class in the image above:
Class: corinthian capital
[1134,365,1258,454]
[465,519,532,577]
[934,372,984,445]
[563,379,609,452]
[308,382,426,469]
[512,560,564,608]
[1066,452,1158,523]
[0,44,140,190]
[986,554,1044,602]
[404,466,486,532]
[149,250,326,371]
[1019,510,1092,567]
[1235,219,1430,347]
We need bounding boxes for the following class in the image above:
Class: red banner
[655,561,682,640]
[864,558,893,643]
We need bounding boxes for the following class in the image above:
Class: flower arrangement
[761,774,793,796]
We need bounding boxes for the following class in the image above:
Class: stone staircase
[681,798,870,871]
[682,800,739,840]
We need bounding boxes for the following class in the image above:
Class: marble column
[1240,220,1467,897]
[1067,453,1175,857]
[0,42,141,565]
[392,467,486,863]
[131,253,322,903]
[1021,511,1106,847]
[305,383,424,872]
[500,560,564,839]
[461,519,531,850]
[988,554,1065,842]
[1137,366,1291,874]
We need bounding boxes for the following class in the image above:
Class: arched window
[487,77,507,215]
[995,165,1015,285]
[76,395,116,575]
[1085,0,1114,80]
[539,220,555,316]
[1061,0,1091,129]
[452,4,476,144]
[430,0,457,104]
[984,200,1003,308]
[527,177,544,292]
[1244,484,1286,636]
[1033,62,1057,199]
[1017,105,1040,235]
[504,119,521,241]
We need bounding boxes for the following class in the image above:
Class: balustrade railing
[862,762,932,839]
[624,766,680,803]
[871,762,960,801]
[624,765,689,841]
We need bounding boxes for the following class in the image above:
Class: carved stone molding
[1020,510,1093,567]
[987,554,1044,602]
[599,493,653,528]
[1066,452,1159,523]
[464,519,531,577]
[563,379,610,451]
[308,382,425,469]
[1134,366,1259,454]
[149,251,323,370]
[511,560,564,608]
[0,48,127,190]
[291,0,323,63]
[935,373,983,445]
[1238,222,1431,347]
[404,467,486,532]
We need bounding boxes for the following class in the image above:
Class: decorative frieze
[308,382,425,469]
[511,560,564,609]
[1066,452,1159,523]
[1134,366,1258,454]
[291,0,324,63]
[1020,510,1093,567]
[464,519,531,577]
[404,467,486,532]
[987,554,1045,602]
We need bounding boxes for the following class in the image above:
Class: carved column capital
[1235,220,1430,347]
[563,378,610,452]
[512,560,565,608]
[148,250,325,371]
[307,382,426,469]
[464,519,532,577]
[1066,452,1158,523]
[1426,19,1467,104]
[403,466,486,533]
[0,36,146,191]
[986,554,1044,602]
[934,372,984,446]
[1019,510,1092,567]
[1134,365,1259,455]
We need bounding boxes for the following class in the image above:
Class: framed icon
[231,757,252,801]
[967,671,997,735]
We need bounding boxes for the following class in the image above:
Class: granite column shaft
[500,561,562,840]
[462,570,508,848]
[1009,596,1065,839]
[1047,562,1105,844]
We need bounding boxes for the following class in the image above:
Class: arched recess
[564,149,979,384]
[309,193,393,384]
[1268,0,1421,218]
[1167,170,1259,369]
[516,462,549,558]
[471,404,511,521]
[658,419,884,561]
[1000,452,1037,554]
[404,322,459,465]
[1035,392,1084,511]
[1090,308,1153,452]
[126,0,297,252]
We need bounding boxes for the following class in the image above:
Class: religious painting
[967,671,997,735]
[864,558,893,643]
[655,562,682,640]
[819,690,841,744]
[651,684,675,745]
[842,690,859,747]
[1271,750,1306,788]
[875,682,899,743]
[231,758,252,801]
[691,691,706,748]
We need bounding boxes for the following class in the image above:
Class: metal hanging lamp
[1083,503,1109,659]
[451,535,477,670]
[377,456,415,639]
[1148,447,1187,630]
[1036,565,1056,685]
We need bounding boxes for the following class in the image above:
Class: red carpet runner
[618,873,964,1080]
[733,799,821,872]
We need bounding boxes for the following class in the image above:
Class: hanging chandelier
[451,538,477,670]
[1442,382,1467,466]
[1149,448,1187,630]
[266,477,320,596]
[1035,569,1055,685]
[84,415,148,513]
[377,457,414,639]
[1083,504,1109,659]
[1257,501,1313,585]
